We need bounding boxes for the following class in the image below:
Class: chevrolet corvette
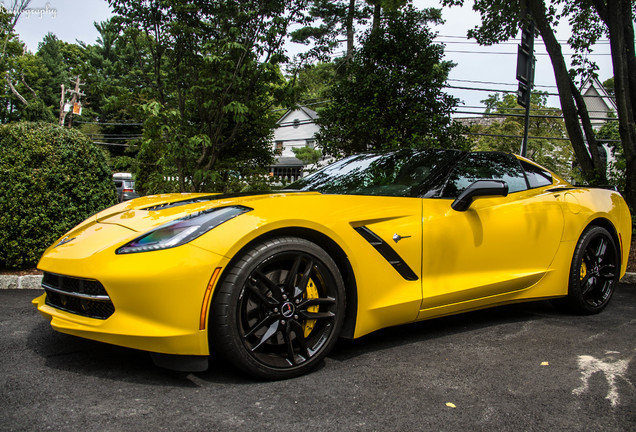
[33,149,632,379]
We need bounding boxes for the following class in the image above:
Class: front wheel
[210,237,345,380]
[563,225,619,314]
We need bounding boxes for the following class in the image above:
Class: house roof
[580,76,617,113]
[276,106,319,124]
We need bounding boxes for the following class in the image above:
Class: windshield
[286,149,461,198]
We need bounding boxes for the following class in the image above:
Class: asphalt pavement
[2,285,635,431]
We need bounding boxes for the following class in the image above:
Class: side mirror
[451,180,509,212]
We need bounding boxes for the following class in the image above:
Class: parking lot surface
[2,285,635,431]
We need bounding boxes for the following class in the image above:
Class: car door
[418,153,564,316]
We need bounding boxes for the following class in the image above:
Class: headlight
[116,206,251,254]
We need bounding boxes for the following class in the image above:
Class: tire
[563,225,619,314]
[209,237,345,380]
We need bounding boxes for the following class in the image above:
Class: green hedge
[0,122,117,269]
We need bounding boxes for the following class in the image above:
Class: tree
[441,0,606,183]
[292,146,322,165]
[442,0,636,208]
[290,0,370,67]
[290,0,408,73]
[316,6,466,156]
[581,0,636,209]
[468,92,575,179]
[0,2,54,122]
[291,61,337,105]
[109,0,305,193]
[560,0,636,203]
[0,122,116,269]
[596,119,624,189]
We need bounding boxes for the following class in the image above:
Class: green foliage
[316,6,467,156]
[290,0,371,58]
[467,92,575,179]
[106,0,301,193]
[596,120,624,190]
[292,62,337,105]
[0,122,117,269]
[22,98,55,122]
[292,146,323,165]
[602,77,615,97]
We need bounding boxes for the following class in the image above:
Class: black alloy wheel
[210,237,345,380]
[565,225,619,314]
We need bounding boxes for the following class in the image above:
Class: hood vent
[143,196,218,211]
[142,191,277,211]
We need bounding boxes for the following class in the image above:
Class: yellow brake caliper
[303,278,319,338]
[580,260,587,280]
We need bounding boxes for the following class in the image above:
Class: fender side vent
[354,226,419,281]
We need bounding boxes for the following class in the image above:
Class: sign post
[516,22,535,157]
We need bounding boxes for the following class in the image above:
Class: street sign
[516,22,536,156]
[516,26,535,107]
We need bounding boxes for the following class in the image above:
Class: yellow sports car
[33,149,632,379]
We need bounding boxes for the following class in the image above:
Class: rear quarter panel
[556,188,632,277]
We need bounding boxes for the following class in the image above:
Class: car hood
[94,191,321,233]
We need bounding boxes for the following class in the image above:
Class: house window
[275,141,283,155]
[305,139,315,148]
[293,118,300,128]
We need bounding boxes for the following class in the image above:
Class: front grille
[42,272,115,319]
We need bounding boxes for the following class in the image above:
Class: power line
[87,133,144,137]
[446,84,616,99]
[454,110,615,121]
[444,50,611,56]
[88,136,142,141]
[449,78,558,89]
[465,131,621,143]
[436,39,612,46]
[93,141,136,147]
[460,104,615,115]
[77,121,144,126]
[435,34,611,44]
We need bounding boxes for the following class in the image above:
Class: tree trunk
[604,0,636,209]
[345,0,356,67]
[588,0,636,209]
[4,73,28,105]
[372,4,381,31]
[530,1,604,183]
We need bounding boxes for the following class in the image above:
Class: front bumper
[34,229,228,356]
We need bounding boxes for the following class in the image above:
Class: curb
[620,272,636,284]
[1,273,636,290]
[0,275,43,290]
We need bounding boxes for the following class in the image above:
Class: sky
[10,0,615,113]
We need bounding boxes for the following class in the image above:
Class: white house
[579,77,619,172]
[581,76,617,129]
[270,106,320,180]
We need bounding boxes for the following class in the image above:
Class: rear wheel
[563,225,619,314]
[210,237,345,380]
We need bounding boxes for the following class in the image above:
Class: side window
[442,152,528,198]
[114,180,123,188]
[521,160,553,188]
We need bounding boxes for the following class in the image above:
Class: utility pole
[516,21,536,157]
[58,84,66,126]
[58,76,85,128]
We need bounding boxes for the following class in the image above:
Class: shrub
[0,122,117,269]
